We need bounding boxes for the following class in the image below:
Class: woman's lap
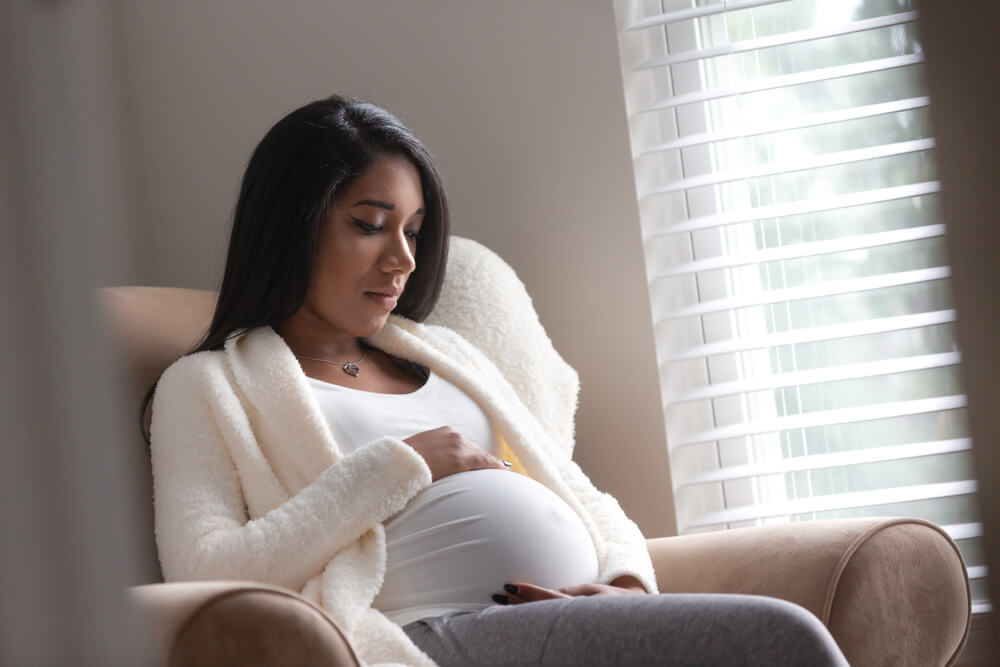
[403,593,849,667]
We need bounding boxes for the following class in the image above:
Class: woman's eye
[353,219,380,234]
[405,229,422,240]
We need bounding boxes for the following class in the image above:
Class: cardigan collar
[222,318,575,502]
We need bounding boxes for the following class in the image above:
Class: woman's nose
[382,230,416,274]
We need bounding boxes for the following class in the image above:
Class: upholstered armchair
[101,237,971,666]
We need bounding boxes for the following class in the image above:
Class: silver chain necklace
[295,351,367,377]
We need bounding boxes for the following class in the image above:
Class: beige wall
[112,0,677,537]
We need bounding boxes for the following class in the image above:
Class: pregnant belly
[372,469,600,624]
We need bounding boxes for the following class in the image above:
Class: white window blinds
[614,0,988,613]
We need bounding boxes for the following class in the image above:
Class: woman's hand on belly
[404,426,508,481]
[493,577,647,605]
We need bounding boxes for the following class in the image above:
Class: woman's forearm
[609,575,649,593]
[151,361,432,589]
[155,433,430,588]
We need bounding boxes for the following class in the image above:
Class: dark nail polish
[491,594,509,605]
[503,584,519,595]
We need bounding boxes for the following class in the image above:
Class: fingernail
[491,594,509,605]
[503,584,519,595]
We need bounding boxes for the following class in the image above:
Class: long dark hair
[142,95,450,441]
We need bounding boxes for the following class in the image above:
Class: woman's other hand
[492,576,647,605]
[404,426,508,481]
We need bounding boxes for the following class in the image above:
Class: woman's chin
[355,315,392,338]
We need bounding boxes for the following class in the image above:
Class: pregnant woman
[149,95,848,666]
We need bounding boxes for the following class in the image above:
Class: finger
[470,452,508,471]
[490,455,511,470]
[558,583,609,597]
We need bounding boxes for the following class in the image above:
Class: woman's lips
[365,291,399,310]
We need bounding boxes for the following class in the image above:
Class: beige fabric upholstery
[96,286,216,422]
[129,581,360,667]
[101,284,972,666]
[648,517,971,666]
[96,286,216,583]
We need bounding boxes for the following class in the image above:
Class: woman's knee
[741,596,848,666]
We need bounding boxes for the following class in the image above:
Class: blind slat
[942,522,983,541]
[641,96,931,155]
[646,138,935,196]
[633,11,918,71]
[651,223,945,280]
[968,566,989,580]
[637,53,924,114]
[681,438,972,486]
[660,266,950,321]
[671,395,967,449]
[645,181,940,235]
[669,351,961,404]
[684,480,978,529]
[625,0,787,32]
[663,310,956,363]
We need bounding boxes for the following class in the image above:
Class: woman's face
[303,153,425,338]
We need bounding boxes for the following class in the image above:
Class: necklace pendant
[343,362,361,377]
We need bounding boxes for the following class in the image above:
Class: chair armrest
[128,581,361,667]
[647,517,971,666]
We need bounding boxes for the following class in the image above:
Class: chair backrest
[97,286,216,581]
[97,236,578,582]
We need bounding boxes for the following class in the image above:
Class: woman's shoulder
[157,345,230,391]
[157,325,289,395]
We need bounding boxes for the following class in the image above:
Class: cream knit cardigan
[150,237,658,667]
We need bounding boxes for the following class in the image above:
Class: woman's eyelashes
[351,216,421,240]
[351,217,380,234]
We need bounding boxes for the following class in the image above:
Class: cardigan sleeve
[150,356,432,591]
[421,324,660,594]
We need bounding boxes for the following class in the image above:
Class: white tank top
[308,371,500,457]
[307,372,600,626]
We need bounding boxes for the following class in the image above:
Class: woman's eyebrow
[352,199,395,211]
[351,199,425,216]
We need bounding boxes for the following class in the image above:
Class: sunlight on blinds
[614,0,988,613]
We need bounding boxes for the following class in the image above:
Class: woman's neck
[276,316,366,363]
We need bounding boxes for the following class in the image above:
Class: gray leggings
[403,594,849,666]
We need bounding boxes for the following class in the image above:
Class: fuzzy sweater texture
[151,237,658,667]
